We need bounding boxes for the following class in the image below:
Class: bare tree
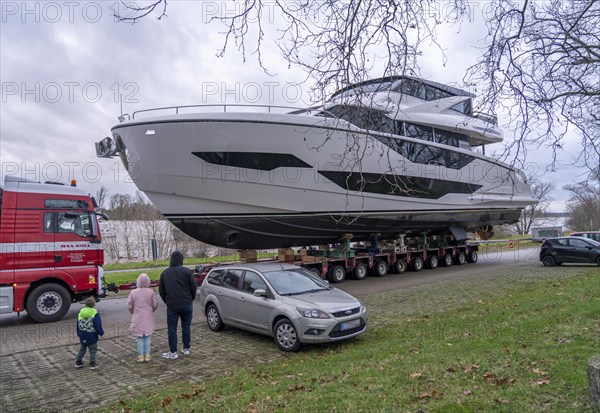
[114,0,599,175]
[514,179,554,235]
[95,185,109,210]
[564,172,600,230]
[465,0,600,173]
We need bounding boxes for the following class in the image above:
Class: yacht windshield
[263,268,331,296]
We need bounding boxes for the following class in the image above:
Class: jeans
[167,304,193,353]
[76,342,98,364]
[136,335,152,356]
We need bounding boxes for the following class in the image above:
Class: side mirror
[254,289,267,297]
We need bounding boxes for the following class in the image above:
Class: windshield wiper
[281,288,328,296]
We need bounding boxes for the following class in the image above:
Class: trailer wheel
[206,304,225,331]
[393,259,407,274]
[26,283,71,323]
[466,250,478,263]
[372,260,389,277]
[427,255,439,269]
[454,252,467,265]
[352,262,368,280]
[411,257,424,272]
[308,268,322,278]
[328,265,346,283]
[441,253,453,267]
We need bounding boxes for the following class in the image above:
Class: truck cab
[0,177,105,322]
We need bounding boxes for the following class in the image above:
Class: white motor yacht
[96,76,535,249]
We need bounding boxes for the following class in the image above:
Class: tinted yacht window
[405,123,434,142]
[376,135,474,170]
[318,171,481,199]
[193,152,312,171]
[326,105,397,134]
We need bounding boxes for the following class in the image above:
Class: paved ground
[0,249,596,412]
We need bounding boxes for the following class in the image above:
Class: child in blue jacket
[75,296,104,369]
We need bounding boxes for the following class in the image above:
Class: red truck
[0,177,107,322]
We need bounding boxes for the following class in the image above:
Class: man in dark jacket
[159,251,197,359]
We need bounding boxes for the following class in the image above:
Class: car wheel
[541,255,556,267]
[596,256,600,266]
[427,255,439,269]
[411,256,424,272]
[352,262,368,280]
[394,259,407,274]
[466,250,478,263]
[26,283,71,323]
[454,252,467,265]
[372,260,389,277]
[206,304,225,331]
[441,253,453,267]
[274,318,301,352]
[328,265,346,283]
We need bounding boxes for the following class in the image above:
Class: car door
[568,238,596,263]
[549,238,570,263]
[232,271,275,334]
[215,269,244,325]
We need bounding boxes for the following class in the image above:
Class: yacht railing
[119,104,316,122]
[472,111,498,126]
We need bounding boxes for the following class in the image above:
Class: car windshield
[262,268,332,296]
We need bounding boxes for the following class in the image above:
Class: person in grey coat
[159,251,197,359]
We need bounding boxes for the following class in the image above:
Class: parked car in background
[540,237,600,267]
[199,262,368,351]
[569,231,600,242]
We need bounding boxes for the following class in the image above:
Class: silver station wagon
[199,262,368,351]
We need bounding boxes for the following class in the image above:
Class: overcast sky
[0,1,584,212]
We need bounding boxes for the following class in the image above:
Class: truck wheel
[372,260,389,277]
[542,255,556,267]
[352,263,368,280]
[411,257,424,272]
[454,252,467,265]
[394,259,407,274]
[26,283,71,323]
[427,255,439,269]
[441,253,453,267]
[206,303,225,331]
[328,265,346,283]
[466,250,478,263]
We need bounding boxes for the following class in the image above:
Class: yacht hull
[166,209,521,249]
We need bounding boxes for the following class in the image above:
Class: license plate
[340,319,361,331]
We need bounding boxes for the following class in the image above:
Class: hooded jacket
[128,273,159,336]
[76,307,104,345]
[159,251,197,311]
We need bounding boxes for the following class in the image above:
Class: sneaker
[182,348,190,356]
[144,355,152,362]
[162,351,179,360]
[137,355,145,363]
[75,360,84,368]
[89,362,98,370]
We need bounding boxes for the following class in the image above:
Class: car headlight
[297,307,330,319]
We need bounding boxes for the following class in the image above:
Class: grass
[104,268,599,412]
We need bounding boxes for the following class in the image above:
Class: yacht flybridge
[96,76,535,249]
